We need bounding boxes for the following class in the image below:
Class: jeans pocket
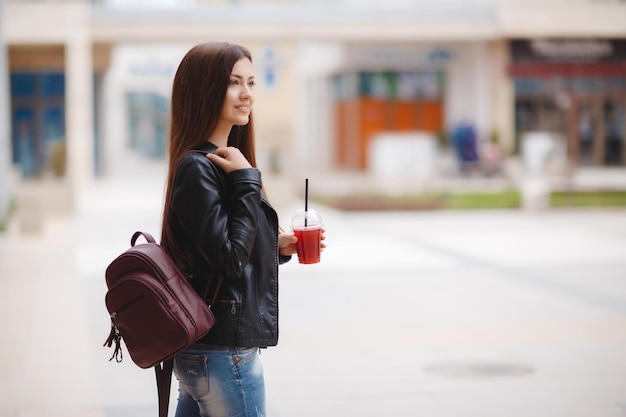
[233,347,260,371]
[174,352,209,395]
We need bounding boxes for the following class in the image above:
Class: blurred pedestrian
[452,122,479,175]
[159,41,323,417]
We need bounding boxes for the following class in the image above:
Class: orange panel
[359,98,387,170]
[412,102,424,130]
[335,101,348,167]
[422,100,443,132]
[392,101,414,131]
[335,100,362,169]
[336,97,445,170]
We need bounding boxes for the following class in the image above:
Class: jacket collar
[195,141,218,154]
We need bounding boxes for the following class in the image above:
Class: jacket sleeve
[171,154,262,279]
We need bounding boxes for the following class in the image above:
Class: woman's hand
[278,232,298,256]
[279,228,326,257]
[319,228,326,251]
[206,147,252,173]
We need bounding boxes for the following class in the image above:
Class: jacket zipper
[215,299,237,314]
[261,198,280,271]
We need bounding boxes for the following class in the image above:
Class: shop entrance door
[574,95,625,166]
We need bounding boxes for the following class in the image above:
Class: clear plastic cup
[291,209,323,264]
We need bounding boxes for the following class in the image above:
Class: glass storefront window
[516,76,626,97]
[10,73,36,97]
[514,78,544,97]
[40,73,65,97]
[10,71,66,178]
[126,92,168,159]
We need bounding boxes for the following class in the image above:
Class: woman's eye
[229,79,255,87]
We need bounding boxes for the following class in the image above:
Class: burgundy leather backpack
[104,231,221,417]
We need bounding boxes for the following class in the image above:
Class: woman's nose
[241,85,253,98]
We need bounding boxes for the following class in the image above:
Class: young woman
[160,42,322,417]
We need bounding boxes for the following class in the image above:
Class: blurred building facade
[1,0,626,217]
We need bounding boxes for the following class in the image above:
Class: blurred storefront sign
[260,45,285,89]
[127,61,176,80]
[513,39,623,62]
[508,39,626,76]
[347,45,454,69]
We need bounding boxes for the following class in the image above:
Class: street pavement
[1,169,626,417]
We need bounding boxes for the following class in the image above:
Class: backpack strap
[155,359,174,417]
[152,271,222,417]
[131,231,156,246]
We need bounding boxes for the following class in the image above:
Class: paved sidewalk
[1,171,626,416]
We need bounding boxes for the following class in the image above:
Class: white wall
[445,41,492,141]
[294,42,345,171]
[0,1,11,224]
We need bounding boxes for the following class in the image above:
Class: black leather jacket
[168,141,288,348]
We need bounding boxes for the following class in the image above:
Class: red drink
[294,227,322,264]
[291,208,323,265]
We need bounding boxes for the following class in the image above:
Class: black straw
[304,178,309,227]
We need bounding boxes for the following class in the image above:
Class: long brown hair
[161,42,257,268]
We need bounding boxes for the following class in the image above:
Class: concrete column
[295,42,342,172]
[0,1,11,226]
[489,39,515,156]
[65,29,94,190]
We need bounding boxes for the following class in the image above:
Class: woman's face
[220,57,255,127]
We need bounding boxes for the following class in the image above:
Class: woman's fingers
[207,147,252,172]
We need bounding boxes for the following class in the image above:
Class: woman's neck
[208,122,232,148]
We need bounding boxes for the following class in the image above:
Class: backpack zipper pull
[103,316,123,363]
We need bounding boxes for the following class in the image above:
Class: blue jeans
[173,344,266,417]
